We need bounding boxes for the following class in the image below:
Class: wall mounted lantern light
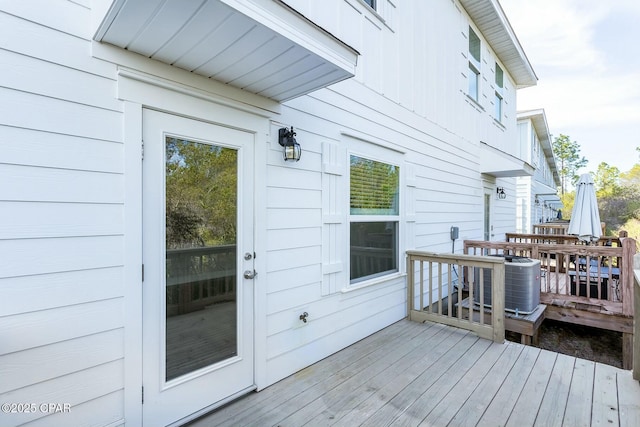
[496,187,506,199]
[278,126,301,162]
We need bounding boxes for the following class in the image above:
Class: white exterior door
[142,109,255,426]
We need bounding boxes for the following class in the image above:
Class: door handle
[243,270,257,280]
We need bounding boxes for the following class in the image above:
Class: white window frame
[494,63,504,122]
[468,26,481,102]
[347,143,403,288]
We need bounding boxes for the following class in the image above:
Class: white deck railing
[406,251,505,343]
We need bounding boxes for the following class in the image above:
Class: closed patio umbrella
[568,173,602,243]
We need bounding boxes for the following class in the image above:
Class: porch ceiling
[93,0,358,102]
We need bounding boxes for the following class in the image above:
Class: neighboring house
[515,109,562,233]
[0,1,536,426]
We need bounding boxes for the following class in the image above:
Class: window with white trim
[494,63,504,122]
[349,154,399,284]
[468,26,481,101]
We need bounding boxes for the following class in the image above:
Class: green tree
[621,163,640,188]
[552,134,588,195]
[593,158,640,235]
[559,191,575,221]
[592,162,621,198]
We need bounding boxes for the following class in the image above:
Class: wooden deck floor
[188,319,640,427]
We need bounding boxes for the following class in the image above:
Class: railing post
[622,238,637,317]
[406,253,413,319]
[622,238,637,370]
[633,252,640,379]
[491,260,505,343]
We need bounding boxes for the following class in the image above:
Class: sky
[499,0,640,175]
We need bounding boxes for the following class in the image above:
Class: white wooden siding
[0,127,123,173]
[0,329,123,395]
[24,391,124,427]
[0,3,125,426]
[0,202,123,239]
[2,360,123,426]
[1,267,123,317]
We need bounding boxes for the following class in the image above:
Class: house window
[362,0,376,10]
[349,155,399,283]
[494,63,504,121]
[468,27,481,101]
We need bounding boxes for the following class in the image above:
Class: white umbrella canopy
[568,173,602,242]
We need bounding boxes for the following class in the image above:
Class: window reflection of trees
[165,137,237,249]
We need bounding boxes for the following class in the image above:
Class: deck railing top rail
[506,233,622,247]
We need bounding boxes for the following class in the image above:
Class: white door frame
[119,70,270,426]
[142,109,256,426]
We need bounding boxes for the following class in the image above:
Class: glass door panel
[164,137,238,381]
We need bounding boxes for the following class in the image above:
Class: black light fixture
[278,126,301,162]
[496,187,506,199]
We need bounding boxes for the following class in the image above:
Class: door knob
[243,270,257,280]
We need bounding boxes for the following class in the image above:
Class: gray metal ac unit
[473,255,540,314]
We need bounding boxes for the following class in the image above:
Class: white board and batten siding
[0,3,126,427]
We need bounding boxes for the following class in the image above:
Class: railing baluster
[419,260,424,310]
[457,262,463,320]
[428,261,433,313]
[437,263,443,316]
[479,266,484,326]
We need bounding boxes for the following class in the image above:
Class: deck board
[592,363,620,426]
[476,344,541,427]
[277,323,445,427]
[371,337,494,426]
[448,343,524,426]
[416,342,510,426]
[506,349,557,427]
[188,319,640,427]
[618,370,640,427]
[564,358,595,427]
[534,353,575,427]
[331,324,459,426]
[235,321,428,427]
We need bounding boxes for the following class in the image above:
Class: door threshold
[169,385,257,427]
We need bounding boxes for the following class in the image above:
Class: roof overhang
[459,0,537,89]
[479,142,534,177]
[93,0,358,102]
[533,181,558,198]
[518,109,561,186]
